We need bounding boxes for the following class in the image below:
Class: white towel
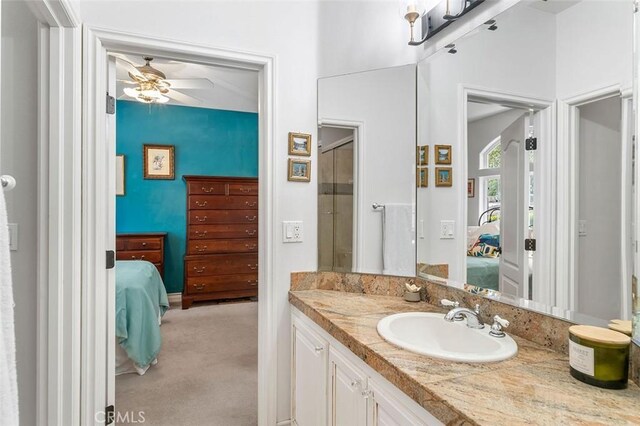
[382,203,415,276]
[0,189,18,425]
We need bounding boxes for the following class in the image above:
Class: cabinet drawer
[189,210,258,225]
[188,238,258,255]
[187,182,226,195]
[189,195,258,210]
[185,254,258,276]
[228,183,258,195]
[185,274,258,295]
[126,238,162,250]
[116,239,125,251]
[189,224,258,240]
[116,250,162,263]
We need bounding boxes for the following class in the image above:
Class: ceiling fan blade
[165,78,214,90]
[117,79,138,85]
[166,89,202,105]
[111,53,146,80]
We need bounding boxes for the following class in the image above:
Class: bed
[115,260,170,375]
[466,257,499,291]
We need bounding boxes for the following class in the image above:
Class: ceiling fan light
[156,95,170,104]
[123,87,140,98]
[140,89,164,99]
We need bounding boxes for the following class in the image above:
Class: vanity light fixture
[402,0,486,46]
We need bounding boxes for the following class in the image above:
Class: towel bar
[1,175,16,191]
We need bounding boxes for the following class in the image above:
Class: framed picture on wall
[288,158,311,182]
[288,132,312,156]
[467,178,475,198]
[435,167,453,187]
[435,145,452,165]
[417,145,428,166]
[144,144,175,180]
[417,167,428,188]
[116,154,125,196]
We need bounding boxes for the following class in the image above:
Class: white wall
[318,65,416,275]
[577,97,622,320]
[1,2,39,425]
[467,109,523,225]
[76,0,416,421]
[416,4,556,279]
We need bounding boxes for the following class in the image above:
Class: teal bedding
[466,256,499,291]
[116,261,169,368]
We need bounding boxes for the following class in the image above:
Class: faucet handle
[489,315,509,338]
[440,298,459,308]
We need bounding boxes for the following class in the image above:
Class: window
[480,136,501,170]
[479,137,501,222]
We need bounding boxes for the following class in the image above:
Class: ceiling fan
[116,55,214,105]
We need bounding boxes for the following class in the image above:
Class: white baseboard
[276,420,292,426]
[167,292,182,306]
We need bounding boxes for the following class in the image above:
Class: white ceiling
[115,54,259,113]
[526,0,582,15]
[467,102,513,122]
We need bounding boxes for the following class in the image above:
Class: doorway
[81,28,277,425]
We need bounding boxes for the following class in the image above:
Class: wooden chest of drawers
[116,232,167,278]
[182,176,258,309]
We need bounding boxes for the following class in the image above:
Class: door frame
[556,84,626,312]
[458,85,555,304]
[81,28,277,425]
[317,118,364,272]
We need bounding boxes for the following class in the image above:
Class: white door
[499,115,529,298]
[292,321,328,426]
[329,348,367,426]
[106,55,117,418]
[368,380,430,426]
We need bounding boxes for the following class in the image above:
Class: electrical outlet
[440,220,455,239]
[282,221,303,243]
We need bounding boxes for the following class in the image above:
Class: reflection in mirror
[417,0,634,326]
[318,65,417,277]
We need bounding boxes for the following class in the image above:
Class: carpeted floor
[115,301,258,425]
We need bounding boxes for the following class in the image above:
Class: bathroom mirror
[317,65,416,277]
[416,0,635,327]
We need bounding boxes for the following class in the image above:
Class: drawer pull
[245,215,257,222]
[195,200,208,207]
[132,255,145,260]
[245,244,257,250]
[247,264,258,270]
[314,346,324,353]
[247,280,258,286]
[201,186,214,193]
[141,242,147,247]
[195,216,208,222]
[246,229,257,236]
[195,230,208,238]
[245,201,257,207]
[196,245,207,253]
[193,284,206,291]
[193,267,206,273]
[239,187,252,193]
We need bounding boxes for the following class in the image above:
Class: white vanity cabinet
[292,308,444,426]
[292,318,329,426]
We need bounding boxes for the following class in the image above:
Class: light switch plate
[282,221,303,243]
[440,220,455,239]
[578,220,587,237]
[8,223,18,251]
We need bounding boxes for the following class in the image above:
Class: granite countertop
[289,289,640,426]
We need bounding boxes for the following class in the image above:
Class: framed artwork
[417,167,428,188]
[467,178,475,198]
[435,145,452,165]
[416,145,428,166]
[288,158,311,182]
[435,167,453,187]
[288,132,312,156]
[144,144,175,180]
[116,154,125,196]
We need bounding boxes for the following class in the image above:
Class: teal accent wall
[116,100,258,293]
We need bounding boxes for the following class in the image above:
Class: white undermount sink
[377,312,518,363]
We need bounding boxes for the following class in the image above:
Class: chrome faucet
[444,305,485,329]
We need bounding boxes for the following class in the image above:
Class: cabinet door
[329,348,368,426]
[368,380,440,426]
[292,321,328,426]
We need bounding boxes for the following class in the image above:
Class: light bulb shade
[155,95,170,104]
[123,87,140,98]
[446,0,466,17]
